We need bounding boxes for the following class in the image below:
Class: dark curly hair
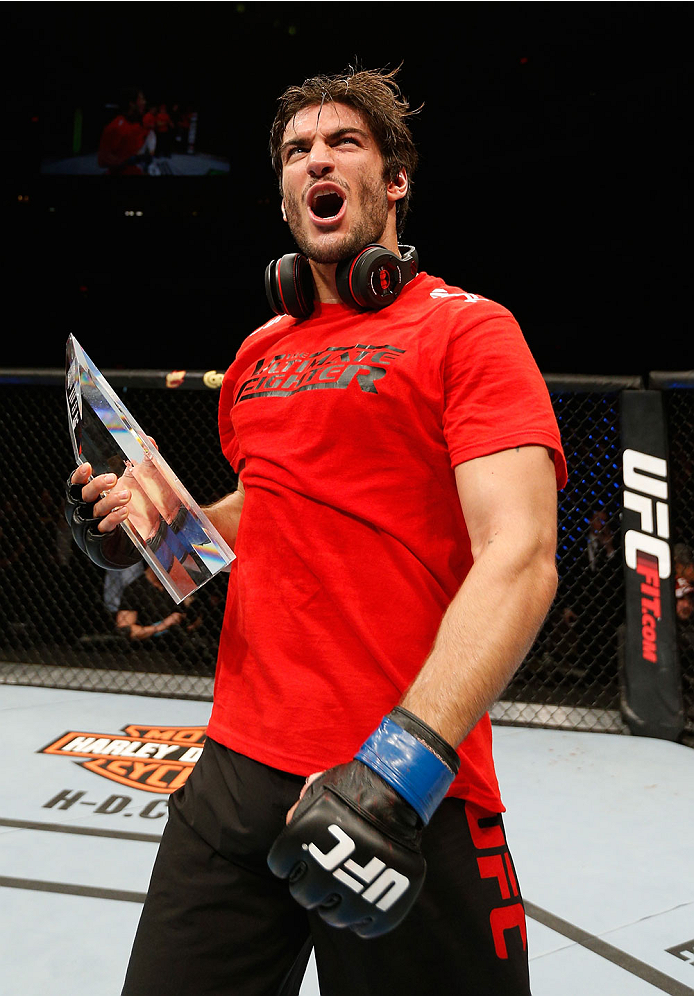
[269,66,420,235]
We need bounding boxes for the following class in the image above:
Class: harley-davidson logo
[39,724,207,794]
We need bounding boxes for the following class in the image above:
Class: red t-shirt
[155,111,174,133]
[208,273,567,813]
[97,115,149,174]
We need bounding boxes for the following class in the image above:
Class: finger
[71,462,92,486]
[303,771,324,791]
[81,472,119,504]
[286,771,324,825]
[97,504,130,534]
[93,486,131,519]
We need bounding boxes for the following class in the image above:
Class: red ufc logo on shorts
[466,802,528,959]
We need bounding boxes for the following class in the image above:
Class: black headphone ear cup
[336,245,412,310]
[264,254,314,318]
[265,258,284,315]
[335,245,388,309]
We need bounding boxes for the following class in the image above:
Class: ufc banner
[621,390,683,741]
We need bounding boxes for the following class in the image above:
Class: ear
[386,169,408,205]
[281,199,288,222]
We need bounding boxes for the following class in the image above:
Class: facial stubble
[282,173,391,265]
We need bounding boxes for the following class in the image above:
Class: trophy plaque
[65,334,235,604]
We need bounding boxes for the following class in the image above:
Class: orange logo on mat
[39,725,207,794]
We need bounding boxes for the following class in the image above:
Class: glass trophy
[65,334,235,604]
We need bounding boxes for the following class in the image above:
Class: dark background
[2,3,689,377]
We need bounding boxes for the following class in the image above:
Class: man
[97,86,155,176]
[67,67,566,995]
[116,564,189,643]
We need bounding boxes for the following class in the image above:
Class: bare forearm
[117,611,182,641]
[124,620,170,641]
[204,485,244,549]
[400,547,557,747]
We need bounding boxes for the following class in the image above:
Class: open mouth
[308,188,345,221]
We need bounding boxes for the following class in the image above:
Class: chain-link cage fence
[0,370,688,742]
[0,374,235,700]
[657,377,694,744]
[491,384,627,734]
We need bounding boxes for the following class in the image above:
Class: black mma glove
[267,706,460,938]
[64,472,140,571]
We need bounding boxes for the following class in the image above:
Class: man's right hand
[71,462,131,532]
[65,463,141,570]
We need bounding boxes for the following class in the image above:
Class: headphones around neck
[264,244,419,319]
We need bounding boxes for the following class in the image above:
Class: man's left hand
[267,707,460,938]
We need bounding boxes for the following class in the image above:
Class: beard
[282,173,390,264]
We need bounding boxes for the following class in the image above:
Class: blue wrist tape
[355,716,455,824]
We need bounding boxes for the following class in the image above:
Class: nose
[306,141,334,178]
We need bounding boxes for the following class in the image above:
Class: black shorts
[121,738,531,996]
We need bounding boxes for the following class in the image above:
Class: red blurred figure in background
[98,87,155,175]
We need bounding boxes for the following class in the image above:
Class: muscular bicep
[454,445,558,565]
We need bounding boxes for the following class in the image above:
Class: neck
[309,262,341,304]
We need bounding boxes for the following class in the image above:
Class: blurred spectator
[143,102,158,133]
[587,508,616,568]
[104,559,145,614]
[154,104,175,158]
[674,544,694,719]
[674,542,694,583]
[98,86,156,175]
[173,105,192,150]
[542,507,621,683]
[116,566,214,669]
[674,542,694,627]
[117,565,191,642]
[581,508,622,675]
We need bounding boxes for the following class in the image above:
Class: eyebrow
[279,126,371,158]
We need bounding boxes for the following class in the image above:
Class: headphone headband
[265,245,419,319]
